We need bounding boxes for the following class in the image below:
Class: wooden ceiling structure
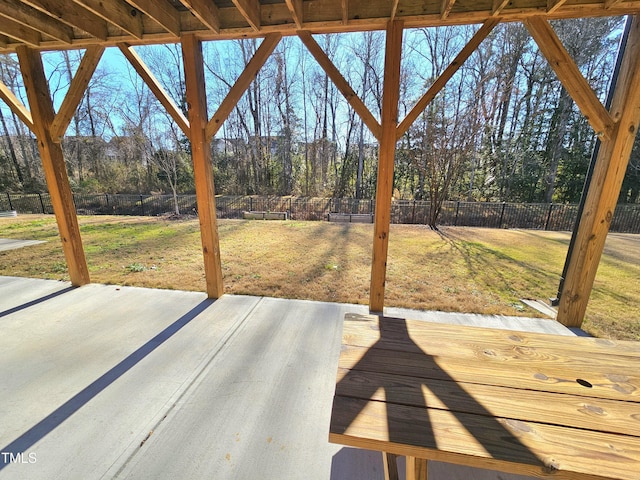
[1,0,640,329]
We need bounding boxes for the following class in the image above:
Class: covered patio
[0,275,578,479]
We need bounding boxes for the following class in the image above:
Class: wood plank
[71,0,144,39]
[525,16,613,139]
[547,0,568,13]
[179,0,220,33]
[605,0,625,8]
[397,18,499,139]
[406,457,428,480]
[335,367,640,436]
[297,30,382,140]
[491,0,510,16]
[16,46,89,286]
[342,0,348,24]
[284,0,304,28]
[0,17,41,47]
[21,0,109,40]
[181,34,224,299]
[338,343,640,401]
[330,395,640,480]
[206,33,281,140]
[558,15,640,327]
[0,79,34,131]
[342,313,640,357]
[441,0,456,19]
[51,46,105,141]
[0,0,73,44]
[119,43,190,137]
[231,0,261,31]
[369,20,403,312]
[127,0,181,37]
[383,452,399,480]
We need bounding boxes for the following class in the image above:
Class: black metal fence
[2,192,640,233]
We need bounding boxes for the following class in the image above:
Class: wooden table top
[329,313,640,480]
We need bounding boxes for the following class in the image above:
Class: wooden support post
[15,46,90,286]
[382,452,399,480]
[557,16,640,327]
[406,456,428,480]
[182,34,224,299]
[369,20,403,313]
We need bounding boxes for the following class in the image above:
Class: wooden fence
[2,192,640,233]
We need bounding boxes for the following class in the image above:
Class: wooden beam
[126,0,181,37]
[369,19,403,313]
[298,30,382,140]
[491,0,510,16]
[178,0,220,33]
[284,0,303,28]
[21,0,109,40]
[181,34,224,299]
[71,0,144,39]
[390,0,400,21]
[51,46,105,141]
[525,16,614,139]
[342,0,348,24]
[0,79,34,131]
[15,46,89,286]
[397,18,499,140]
[118,43,190,137]
[605,0,625,8]
[231,0,261,31]
[0,0,73,44]
[441,0,456,19]
[0,17,41,47]
[206,33,281,140]
[547,0,568,13]
[557,16,640,327]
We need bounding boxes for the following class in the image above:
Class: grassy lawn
[1,214,639,341]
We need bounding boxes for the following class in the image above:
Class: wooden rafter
[118,43,190,137]
[0,17,41,47]
[231,0,261,31]
[298,30,382,140]
[0,79,34,131]
[16,45,90,286]
[126,0,181,37]
[50,46,105,141]
[284,0,303,29]
[605,0,625,7]
[206,34,282,141]
[390,0,400,21]
[178,0,220,33]
[0,0,73,44]
[547,0,568,13]
[71,0,143,39]
[441,0,456,19]
[558,15,640,327]
[369,19,403,313]
[182,34,224,299]
[21,0,109,40]
[525,16,613,139]
[397,18,499,140]
[491,0,510,16]
[342,0,348,24]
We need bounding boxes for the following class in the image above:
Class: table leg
[406,456,428,480]
[382,452,399,480]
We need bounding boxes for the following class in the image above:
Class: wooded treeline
[2,17,640,216]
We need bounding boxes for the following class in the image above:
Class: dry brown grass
[1,214,638,340]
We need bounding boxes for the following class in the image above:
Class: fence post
[455,201,460,226]
[140,194,145,216]
[499,201,506,228]
[105,194,109,208]
[545,203,554,230]
[7,193,13,211]
[38,193,46,213]
[250,196,253,211]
